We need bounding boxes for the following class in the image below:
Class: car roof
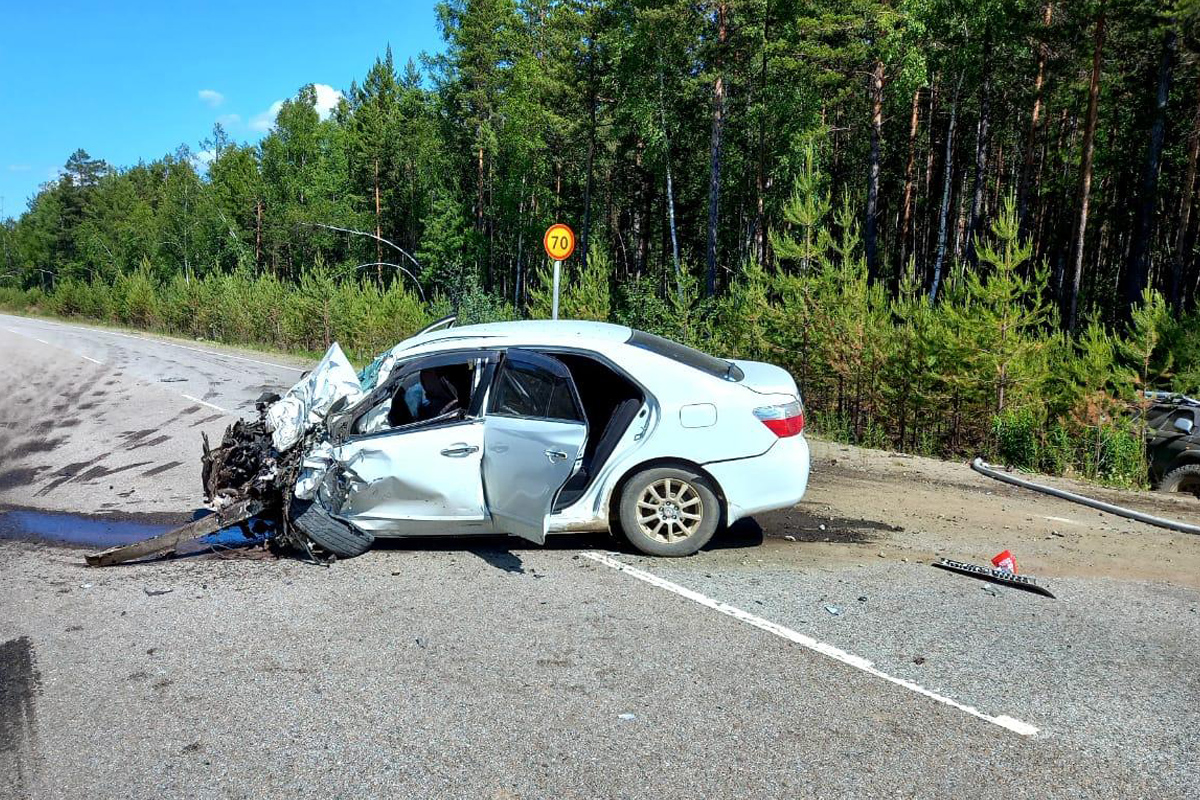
[403,319,634,351]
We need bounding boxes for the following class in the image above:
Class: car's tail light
[753,399,805,437]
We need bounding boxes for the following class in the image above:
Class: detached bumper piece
[85,499,263,567]
[932,558,1056,598]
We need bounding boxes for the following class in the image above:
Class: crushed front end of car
[89,341,391,566]
[199,341,386,561]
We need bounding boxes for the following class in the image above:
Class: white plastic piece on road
[583,551,1039,738]
[266,342,363,452]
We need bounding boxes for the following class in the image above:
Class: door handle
[440,444,479,458]
[544,449,569,463]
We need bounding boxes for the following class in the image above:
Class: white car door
[483,350,587,544]
[334,421,489,534]
[330,352,494,535]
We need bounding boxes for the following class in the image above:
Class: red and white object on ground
[991,549,1018,574]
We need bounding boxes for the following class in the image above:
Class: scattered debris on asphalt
[932,557,1056,598]
[824,604,841,616]
[143,588,173,596]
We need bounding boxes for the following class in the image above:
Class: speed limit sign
[543,223,576,261]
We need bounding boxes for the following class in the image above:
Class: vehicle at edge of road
[253,319,810,559]
[1143,392,1200,498]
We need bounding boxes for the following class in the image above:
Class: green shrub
[1039,423,1073,475]
[992,407,1041,470]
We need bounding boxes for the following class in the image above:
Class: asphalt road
[0,313,1197,799]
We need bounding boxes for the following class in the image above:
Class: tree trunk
[581,31,598,268]
[659,69,681,292]
[705,1,728,296]
[1066,11,1106,331]
[374,158,382,283]
[965,34,992,267]
[898,88,922,282]
[1172,71,1200,310]
[254,199,262,270]
[920,81,939,275]
[1018,2,1054,235]
[930,76,963,302]
[1123,24,1177,314]
[865,59,885,283]
[754,2,771,265]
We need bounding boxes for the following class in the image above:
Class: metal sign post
[543,223,576,320]
[552,259,562,320]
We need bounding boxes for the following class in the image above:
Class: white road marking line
[583,551,1039,738]
[6,325,103,364]
[181,394,231,414]
[14,317,305,372]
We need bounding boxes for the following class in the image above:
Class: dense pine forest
[3,0,1200,483]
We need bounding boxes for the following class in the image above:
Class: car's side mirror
[1173,417,1194,435]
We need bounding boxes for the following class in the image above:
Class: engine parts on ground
[970,457,1200,536]
[932,557,1056,598]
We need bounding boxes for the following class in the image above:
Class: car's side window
[352,359,480,435]
[490,357,583,423]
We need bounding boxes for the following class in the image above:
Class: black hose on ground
[970,457,1200,537]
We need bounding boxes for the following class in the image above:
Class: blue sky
[0,0,444,220]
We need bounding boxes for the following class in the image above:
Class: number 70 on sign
[543,223,576,261]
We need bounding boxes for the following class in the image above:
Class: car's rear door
[483,349,587,544]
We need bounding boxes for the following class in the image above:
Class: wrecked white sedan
[196,319,810,561]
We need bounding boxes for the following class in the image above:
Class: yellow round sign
[543,223,576,261]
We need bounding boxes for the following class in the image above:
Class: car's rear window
[626,330,743,382]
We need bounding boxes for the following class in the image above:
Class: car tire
[1157,464,1200,498]
[288,498,374,558]
[617,467,720,557]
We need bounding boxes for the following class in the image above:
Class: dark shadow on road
[751,505,902,544]
[469,547,526,573]
[709,517,766,550]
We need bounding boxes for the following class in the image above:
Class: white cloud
[312,84,343,119]
[190,149,217,171]
[198,89,225,108]
[6,164,31,172]
[248,84,343,133]
[216,113,241,128]
[249,100,284,132]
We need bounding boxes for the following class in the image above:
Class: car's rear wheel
[1158,464,1200,498]
[617,467,720,556]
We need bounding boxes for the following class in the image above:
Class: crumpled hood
[265,342,363,452]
